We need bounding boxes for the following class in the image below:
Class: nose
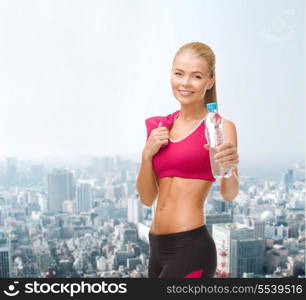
[181,75,192,87]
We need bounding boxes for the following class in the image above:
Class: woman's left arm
[218,120,239,201]
[205,119,240,201]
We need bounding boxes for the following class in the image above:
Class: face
[171,52,215,105]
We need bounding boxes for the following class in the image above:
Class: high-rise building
[38,195,48,213]
[127,193,143,224]
[231,238,264,277]
[47,169,74,213]
[281,169,294,193]
[0,209,3,226]
[121,229,138,243]
[123,180,136,198]
[63,200,76,214]
[0,232,11,277]
[76,182,93,213]
[212,199,231,213]
[5,157,18,188]
[213,223,264,278]
[246,217,265,239]
[205,213,233,235]
[30,164,44,186]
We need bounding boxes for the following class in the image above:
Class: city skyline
[0,153,304,278]
[1,154,304,182]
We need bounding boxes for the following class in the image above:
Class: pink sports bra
[145,110,216,182]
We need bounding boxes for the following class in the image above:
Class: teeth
[179,90,193,95]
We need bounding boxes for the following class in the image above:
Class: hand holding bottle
[204,102,238,178]
[204,142,239,171]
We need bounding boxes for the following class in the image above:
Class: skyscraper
[128,193,143,224]
[205,213,233,235]
[231,239,264,277]
[213,223,264,277]
[0,232,11,277]
[247,217,265,239]
[281,169,294,193]
[5,157,18,188]
[76,182,93,213]
[30,164,44,186]
[47,169,74,213]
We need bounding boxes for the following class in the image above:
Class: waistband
[149,224,210,248]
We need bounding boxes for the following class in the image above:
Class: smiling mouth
[178,90,194,96]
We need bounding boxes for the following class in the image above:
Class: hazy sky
[0,0,304,173]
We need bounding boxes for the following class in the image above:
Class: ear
[207,76,215,90]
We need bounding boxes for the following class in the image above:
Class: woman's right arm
[136,151,159,207]
[136,123,169,207]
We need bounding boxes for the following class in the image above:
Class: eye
[174,72,202,79]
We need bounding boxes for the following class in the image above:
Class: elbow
[221,192,238,202]
[220,179,240,202]
[142,201,154,207]
[136,189,158,207]
[139,195,156,207]
[136,181,158,207]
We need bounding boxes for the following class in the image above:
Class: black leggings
[148,224,217,278]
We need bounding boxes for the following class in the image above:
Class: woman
[136,42,239,278]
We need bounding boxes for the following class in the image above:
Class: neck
[178,103,208,122]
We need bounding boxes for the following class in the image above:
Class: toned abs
[149,177,213,234]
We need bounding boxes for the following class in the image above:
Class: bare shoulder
[223,118,236,128]
[223,119,237,139]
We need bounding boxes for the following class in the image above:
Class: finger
[156,131,169,137]
[216,142,232,152]
[219,157,239,164]
[221,161,238,168]
[153,127,168,135]
[159,139,169,146]
[216,151,238,161]
[157,134,170,140]
[223,142,233,148]
[155,126,168,131]
[158,121,162,127]
[215,148,236,160]
[216,154,238,163]
[155,136,168,143]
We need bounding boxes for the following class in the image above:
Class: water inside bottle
[209,147,233,179]
[209,147,222,177]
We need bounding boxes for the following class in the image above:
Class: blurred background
[0,0,304,278]
[0,0,304,179]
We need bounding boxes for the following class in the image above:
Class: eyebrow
[174,68,204,75]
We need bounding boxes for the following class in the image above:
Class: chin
[176,95,195,103]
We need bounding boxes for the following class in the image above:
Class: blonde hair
[172,42,217,107]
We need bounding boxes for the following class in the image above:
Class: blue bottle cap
[206,102,217,111]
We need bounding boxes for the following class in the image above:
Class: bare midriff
[149,177,213,234]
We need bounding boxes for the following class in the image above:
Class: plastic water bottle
[204,102,232,179]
